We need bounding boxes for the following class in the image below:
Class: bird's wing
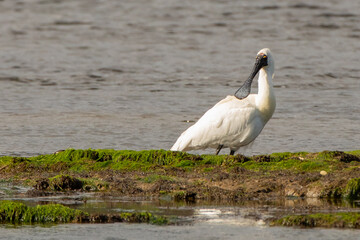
[171,95,259,151]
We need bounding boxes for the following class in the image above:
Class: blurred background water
[0,0,359,156]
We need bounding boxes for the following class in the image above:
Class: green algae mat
[0,200,168,225]
[1,148,359,173]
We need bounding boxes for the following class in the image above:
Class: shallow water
[2,222,360,240]
[1,182,360,239]
[1,0,360,238]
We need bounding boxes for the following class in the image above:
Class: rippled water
[0,0,359,156]
[1,0,360,238]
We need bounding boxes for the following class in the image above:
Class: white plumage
[171,48,276,155]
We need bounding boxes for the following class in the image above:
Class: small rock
[256,219,266,226]
[320,171,327,176]
[285,184,304,197]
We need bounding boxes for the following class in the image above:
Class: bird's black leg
[230,150,235,155]
[215,145,224,155]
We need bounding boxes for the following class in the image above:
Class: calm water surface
[2,222,360,240]
[1,0,360,238]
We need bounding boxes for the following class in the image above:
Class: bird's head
[235,48,274,100]
[256,48,274,73]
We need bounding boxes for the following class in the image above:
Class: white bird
[171,48,276,155]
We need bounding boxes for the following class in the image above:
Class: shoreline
[1,149,360,228]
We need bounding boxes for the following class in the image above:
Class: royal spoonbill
[171,48,276,155]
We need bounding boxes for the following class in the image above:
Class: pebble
[320,170,327,176]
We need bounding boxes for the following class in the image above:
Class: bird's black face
[254,53,268,71]
[234,53,268,100]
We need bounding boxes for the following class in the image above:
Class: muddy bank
[1,149,360,228]
[1,149,360,202]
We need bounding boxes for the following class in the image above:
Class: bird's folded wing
[171,96,258,151]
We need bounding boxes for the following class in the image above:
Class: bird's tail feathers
[170,134,191,152]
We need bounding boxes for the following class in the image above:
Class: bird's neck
[256,68,276,121]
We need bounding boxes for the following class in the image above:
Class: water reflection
[1,182,359,225]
